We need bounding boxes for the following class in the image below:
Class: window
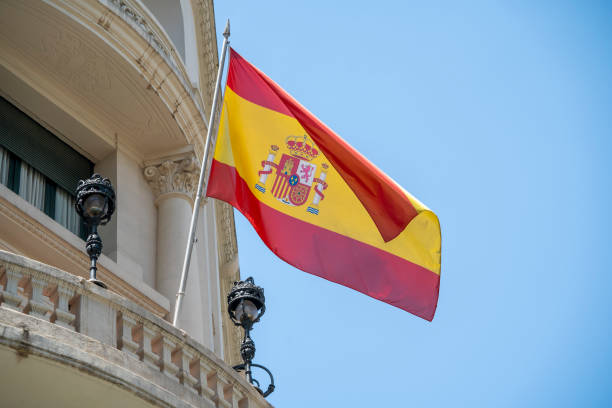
[0,96,92,239]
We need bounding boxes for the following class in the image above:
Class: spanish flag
[208,49,441,320]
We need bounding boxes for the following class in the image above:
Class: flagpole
[172,19,230,327]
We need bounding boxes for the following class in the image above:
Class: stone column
[144,153,205,342]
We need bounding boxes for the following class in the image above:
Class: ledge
[0,0,214,164]
[0,251,272,408]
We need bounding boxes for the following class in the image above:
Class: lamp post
[75,173,115,289]
[227,277,275,397]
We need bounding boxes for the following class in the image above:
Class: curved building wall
[141,0,186,61]
[0,0,241,371]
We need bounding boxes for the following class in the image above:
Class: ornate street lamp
[75,174,115,289]
[227,277,275,397]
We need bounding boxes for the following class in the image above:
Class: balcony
[0,250,270,408]
[0,0,216,164]
[0,0,240,358]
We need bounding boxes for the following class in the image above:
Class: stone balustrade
[0,250,270,408]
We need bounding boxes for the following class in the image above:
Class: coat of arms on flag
[254,135,329,215]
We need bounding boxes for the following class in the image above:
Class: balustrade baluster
[198,360,217,400]
[160,335,180,381]
[217,374,234,408]
[29,275,54,321]
[142,323,161,370]
[181,347,199,393]
[118,312,141,358]
[0,267,26,311]
[52,284,76,330]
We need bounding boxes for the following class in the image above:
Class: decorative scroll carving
[99,0,202,112]
[193,0,218,113]
[215,201,238,265]
[106,0,171,60]
[144,155,199,201]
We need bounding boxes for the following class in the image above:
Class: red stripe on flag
[208,159,439,320]
[272,176,280,196]
[271,176,278,195]
[227,49,420,242]
[227,50,292,117]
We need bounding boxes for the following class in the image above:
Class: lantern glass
[84,193,107,218]
[234,299,259,323]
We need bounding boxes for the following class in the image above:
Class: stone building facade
[0,0,263,406]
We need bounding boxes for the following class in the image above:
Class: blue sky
[213,2,612,407]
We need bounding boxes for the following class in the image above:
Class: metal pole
[172,19,231,326]
[88,224,99,281]
[244,329,253,384]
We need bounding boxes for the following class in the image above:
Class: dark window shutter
[0,96,93,194]
[7,153,20,194]
[44,179,56,218]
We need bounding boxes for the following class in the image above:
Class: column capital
[144,153,199,205]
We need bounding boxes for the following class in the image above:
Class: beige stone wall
[95,148,158,289]
[0,0,239,364]
[0,183,169,317]
[116,149,158,288]
[195,198,222,354]
[215,201,242,366]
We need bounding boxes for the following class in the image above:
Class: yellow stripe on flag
[214,88,440,275]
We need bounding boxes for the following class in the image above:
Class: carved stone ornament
[216,201,238,264]
[144,155,199,202]
[100,0,200,109]
[193,0,218,107]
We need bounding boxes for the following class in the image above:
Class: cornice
[41,0,211,160]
